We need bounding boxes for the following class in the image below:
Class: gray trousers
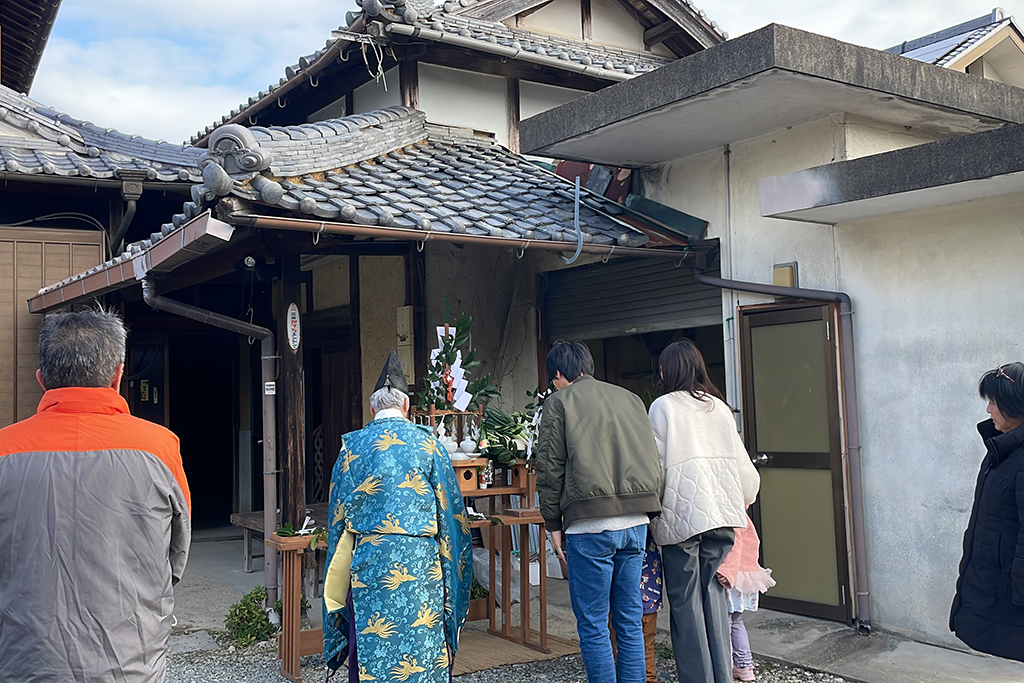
[662,528,736,683]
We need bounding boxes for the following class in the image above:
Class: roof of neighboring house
[0,84,202,182]
[190,0,722,146]
[0,0,62,94]
[385,12,673,78]
[886,8,1013,67]
[34,106,700,311]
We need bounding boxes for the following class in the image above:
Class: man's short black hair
[546,341,594,382]
[979,362,1024,419]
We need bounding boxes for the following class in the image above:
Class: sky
[30,0,1010,145]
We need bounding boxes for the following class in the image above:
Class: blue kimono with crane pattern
[323,415,473,682]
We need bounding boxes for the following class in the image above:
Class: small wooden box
[451,457,488,494]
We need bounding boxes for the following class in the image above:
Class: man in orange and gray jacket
[0,309,191,683]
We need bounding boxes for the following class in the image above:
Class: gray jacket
[536,376,662,532]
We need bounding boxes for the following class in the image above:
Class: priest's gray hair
[370,386,408,413]
[38,308,127,389]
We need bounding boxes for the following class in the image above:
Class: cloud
[32,0,358,144]
[29,0,1008,144]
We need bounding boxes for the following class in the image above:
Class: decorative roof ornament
[200,124,274,176]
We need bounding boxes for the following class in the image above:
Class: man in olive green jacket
[536,341,661,683]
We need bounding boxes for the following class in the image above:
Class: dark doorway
[169,336,237,529]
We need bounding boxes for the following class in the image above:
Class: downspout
[692,269,871,634]
[112,172,146,256]
[141,279,281,605]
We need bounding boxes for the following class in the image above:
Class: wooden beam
[581,0,592,40]
[275,253,306,527]
[507,78,521,153]
[644,19,682,46]
[643,0,721,49]
[400,59,420,109]
[460,0,553,22]
[348,256,363,432]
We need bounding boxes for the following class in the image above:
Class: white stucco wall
[418,63,509,146]
[352,67,400,114]
[641,113,985,644]
[830,191,1024,644]
[514,0,581,40]
[590,0,644,52]
[520,81,588,120]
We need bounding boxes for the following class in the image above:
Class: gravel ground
[167,634,848,683]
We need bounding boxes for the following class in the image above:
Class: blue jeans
[566,525,647,683]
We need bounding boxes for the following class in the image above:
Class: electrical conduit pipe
[141,279,281,605]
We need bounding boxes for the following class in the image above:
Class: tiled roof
[197,106,650,245]
[390,12,673,77]
[0,84,202,181]
[887,9,1014,67]
[39,106,652,298]
[190,6,678,145]
[447,0,727,40]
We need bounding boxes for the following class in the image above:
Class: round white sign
[287,303,301,352]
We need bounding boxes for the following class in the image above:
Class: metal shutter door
[544,257,722,341]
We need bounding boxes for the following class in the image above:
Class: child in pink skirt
[716,514,775,682]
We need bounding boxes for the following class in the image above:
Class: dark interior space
[169,335,237,530]
[584,324,726,407]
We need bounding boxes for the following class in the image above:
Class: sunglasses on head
[997,365,1016,383]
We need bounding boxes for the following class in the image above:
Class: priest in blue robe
[323,349,473,682]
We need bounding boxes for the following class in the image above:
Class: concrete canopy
[519,24,1024,167]
[759,122,1024,224]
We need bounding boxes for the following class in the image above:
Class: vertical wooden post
[348,256,363,431]
[400,59,420,110]
[581,0,592,40]
[507,78,521,154]
[276,253,306,527]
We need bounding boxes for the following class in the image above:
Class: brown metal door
[740,304,851,622]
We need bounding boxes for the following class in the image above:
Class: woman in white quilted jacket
[649,340,760,683]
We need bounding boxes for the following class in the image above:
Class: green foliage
[275,522,296,537]
[417,314,499,411]
[470,577,489,600]
[224,586,275,647]
[272,595,312,617]
[480,407,531,464]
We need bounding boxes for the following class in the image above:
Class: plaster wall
[311,257,350,311]
[359,255,406,424]
[842,114,944,160]
[641,112,979,642]
[829,191,1024,644]
[590,0,644,52]
[352,67,400,114]
[419,64,509,146]
[514,0,582,40]
[520,81,588,121]
[423,242,548,414]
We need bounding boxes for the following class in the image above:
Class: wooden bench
[229,502,330,573]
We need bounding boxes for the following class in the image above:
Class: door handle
[752,453,770,467]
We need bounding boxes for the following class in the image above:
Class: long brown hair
[659,339,725,404]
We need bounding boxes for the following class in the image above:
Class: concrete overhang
[519,24,1024,167]
[759,122,1024,224]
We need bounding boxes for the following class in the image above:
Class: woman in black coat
[950,362,1024,661]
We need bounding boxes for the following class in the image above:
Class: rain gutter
[386,23,633,82]
[229,213,697,260]
[691,269,871,634]
[141,280,281,606]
